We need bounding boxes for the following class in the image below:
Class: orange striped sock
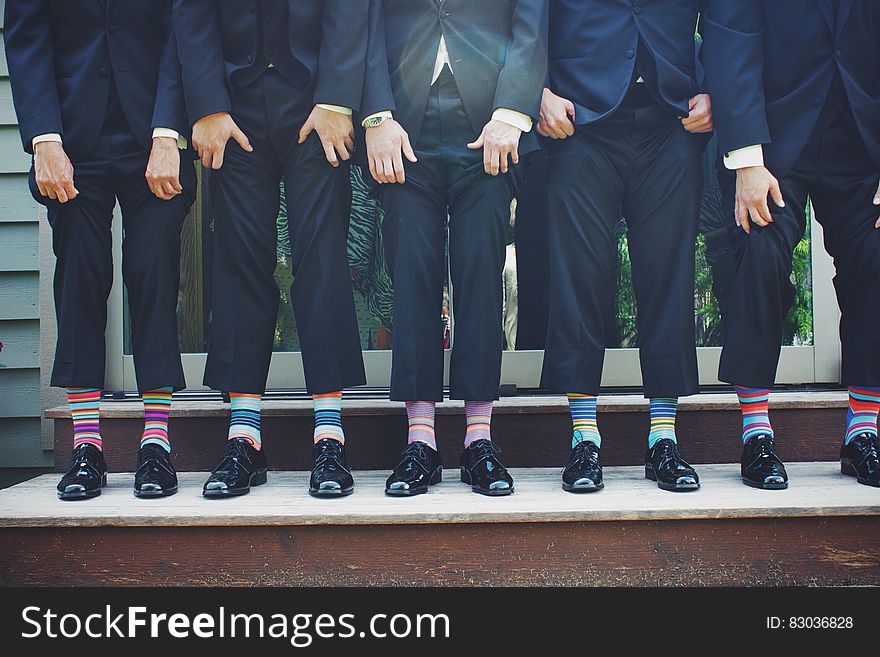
[464,400,493,447]
[68,387,102,450]
[406,401,436,449]
[141,387,173,452]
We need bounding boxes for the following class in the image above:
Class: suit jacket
[173,0,369,124]
[548,0,705,124]
[703,0,880,174]
[4,0,188,159]
[363,0,548,150]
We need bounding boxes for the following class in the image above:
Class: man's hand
[298,106,355,167]
[735,165,785,234]
[874,179,879,228]
[537,88,576,139]
[365,119,417,184]
[468,119,523,175]
[145,137,182,201]
[191,112,252,170]
[682,93,713,134]
[34,141,77,203]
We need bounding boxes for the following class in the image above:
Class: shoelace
[216,440,252,472]
[571,441,598,464]
[469,440,502,468]
[314,440,344,468]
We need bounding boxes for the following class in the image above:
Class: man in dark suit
[540,0,713,493]
[704,0,880,489]
[5,0,197,500]
[362,0,547,497]
[173,0,368,498]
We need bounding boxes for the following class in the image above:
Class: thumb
[232,126,253,152]
[564,99,576,118]
[689,96,699,111]
[401,133,418,163]
[298,118,313,144]
[467,134,484,150]
[769,177,785,208]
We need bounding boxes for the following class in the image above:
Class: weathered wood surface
[2,463,878,529]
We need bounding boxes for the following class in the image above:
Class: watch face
[366,117,386,127]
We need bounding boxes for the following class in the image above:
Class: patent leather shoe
[203,437,267,497]
[57,443,107,500]
[645,438,700,491]
[309,438,354,497]
[562,441,604,492]
[840,433,880,487]
[134,443,179,498]
[460,439,514,496]
[740,434,788,489]
[385,441,443,496]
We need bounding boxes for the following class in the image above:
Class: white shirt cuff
[32,133,62,148]
[492,108,532,133]
[724,144,764,170]
[362,111,394,128]
[152,127,187,150]
[317,104,353,116]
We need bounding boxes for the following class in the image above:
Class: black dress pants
[541,87,704,397]
[31,107,197,392]
[719,104,880,388]
[203,69,366,395]
[378,68,519,401]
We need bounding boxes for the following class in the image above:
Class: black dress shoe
[203,438,267,497]
[57,444,108,500]
[562,441,604,492]
[645,438,700,492]
[460,439,514,496]
[740,434,788,490]
[309,438,354,497]
[385,441,443,496]
[133,443,178,498]
[840,433,880,487]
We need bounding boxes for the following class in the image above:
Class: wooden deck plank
[42,391,852,419]
[2,462,878,528]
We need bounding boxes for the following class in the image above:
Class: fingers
[484,144,500,176]
[62,178,78,202]
[750,199,771,227]
[401,134,418,163]
[736,199,750,234]
[344,133,355,152]
[210,144,225,170]
[511,143,520,166]
[467,134,484,150]
[231,126,252,152]
[201,149,214,170]
[392,149,406,184]
[323,141,339,167]
[298,119,313,145]
[161,180,179,198]
[769,177,785,208]
[171,176,183,194]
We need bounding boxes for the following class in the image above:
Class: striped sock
[228,392,262,450]
[736,386,773,444]
[313,391,345,444]
[844,386,880,444]
[141,387,173,452]
[406,401,437,449]
[464,401,493,447]
[568,393,601,448]
[68,387,102,451]
[647,397,678,448]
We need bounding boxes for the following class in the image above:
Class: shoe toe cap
[387,480,410,492]
[489,479,512,491]
[204,480,228,492]
[317,480,342,491]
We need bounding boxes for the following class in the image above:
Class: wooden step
[1,463,878,586]
[47,392,850,471]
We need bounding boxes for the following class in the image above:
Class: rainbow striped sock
[464,401,493,447]
[568,393,601,448]
[313,391,345,444]
[228,392,262,450]
[736,386,773,444]
[68,387,102,451]
[844,386,880,445]
[648,397,678,448]
[141,387,173,452]
[406,401,437,449]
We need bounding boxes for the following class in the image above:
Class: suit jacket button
[633,6,642,14]
[626,50,635,59]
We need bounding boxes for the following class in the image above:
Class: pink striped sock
[464,400,493,447]
[406,401,437,450]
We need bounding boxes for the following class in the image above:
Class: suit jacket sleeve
[702,0,771,154]
[360,0,395,118]
[152,2,189,137]
[493,0,549,122]
[3,0,64,153]
[172,0,231,124]
[313,0,369,111]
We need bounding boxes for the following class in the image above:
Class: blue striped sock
[228,393,262,450]
[845,387,880,445]
[647,398,678,448]
[568,393,601,448]
[313,391,344,444]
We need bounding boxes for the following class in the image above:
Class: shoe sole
[460,467,514,496]
[308,486,354,498]
[385,468,443,497]
[562,480,604,493]
[57,473,108,500]
[741,477,788,490]
[134,486,179,498]
[645,465,700,492]
[841,462,880,487]
[203,469,268,498]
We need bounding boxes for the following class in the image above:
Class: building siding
[0,11,52,467]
